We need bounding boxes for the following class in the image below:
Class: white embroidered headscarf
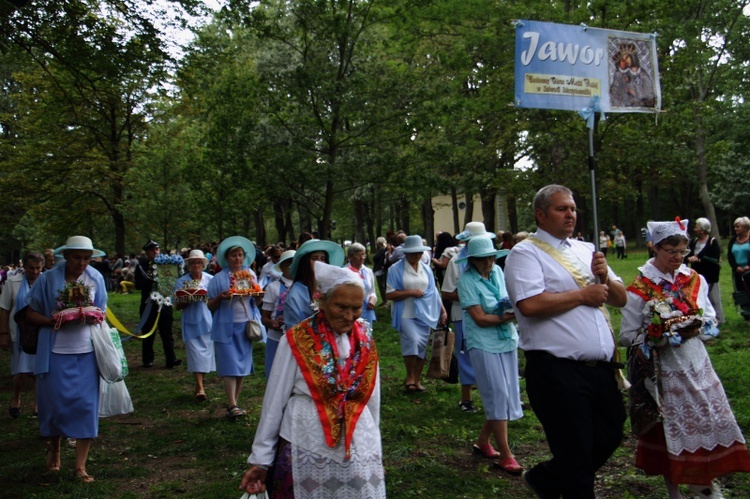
[647,217,689,245]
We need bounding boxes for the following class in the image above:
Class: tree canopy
[2,0,749,259]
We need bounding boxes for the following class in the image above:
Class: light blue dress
[175,272,215,374]
[457,264,522,422]
[208,268,263,377]
[30,264,106,439]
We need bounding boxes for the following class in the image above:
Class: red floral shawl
[286,311,379,459]
[627,269,701,311]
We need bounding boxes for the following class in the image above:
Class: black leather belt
[524,350,624,369]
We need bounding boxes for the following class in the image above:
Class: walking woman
[456,236,523,475]
[174,249,214,401]
[0,252,43,418]
[207,236,264,418]
[621,219,750,498]
[27,236,108,482]
[283,239,344,330]
[386,235,447,393]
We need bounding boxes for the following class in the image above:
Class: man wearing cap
[440,222,496,413]
[136,240,180,369]
[505,185,627,498]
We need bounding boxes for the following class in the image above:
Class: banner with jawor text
[515,20,661,113]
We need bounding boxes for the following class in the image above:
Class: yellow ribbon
[106,307,159,339]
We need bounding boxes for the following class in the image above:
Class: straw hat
[456,222,495,242]
[185,249,209,267]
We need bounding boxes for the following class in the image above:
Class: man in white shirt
[505,184,627,499]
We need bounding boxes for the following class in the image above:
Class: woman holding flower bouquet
[26,236,108,483]
[621,219,750,499]
[207,236,264,418]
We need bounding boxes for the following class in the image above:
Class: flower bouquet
[229,269,263,297]
[641,297,703,353]
[175,279,207,305]
[52,281,105,330]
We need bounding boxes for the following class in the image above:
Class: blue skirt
[37,352,99,438]
[214,322,253,377]
[185,335,216,374]
[469,348,523,422]
[399,318,431,358]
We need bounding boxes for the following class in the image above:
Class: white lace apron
[288,393,385,498]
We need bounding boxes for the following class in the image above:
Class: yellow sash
[524,236,630,389]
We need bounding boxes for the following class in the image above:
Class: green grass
[1,250,750,497]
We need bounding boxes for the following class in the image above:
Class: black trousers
[524,351,626,499]
[140,305,176,367]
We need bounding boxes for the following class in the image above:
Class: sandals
[195,391,207,402]
[494,456,524,476]
[75,469,95,483]
[472,443,500,458]
[46,448,61,472]
[227,405,246,418]
[404,383,426,394]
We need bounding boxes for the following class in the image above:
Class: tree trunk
[463,190,474,227]
[422,196,434,247]
[694,109,720,239]
[451,186,459,234]
[480,188,496,234]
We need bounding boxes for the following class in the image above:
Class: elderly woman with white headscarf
[240,261,385,498]
[174,249,214,401]
[621,218,750,498]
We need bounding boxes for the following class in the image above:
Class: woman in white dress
[240,261,385,498]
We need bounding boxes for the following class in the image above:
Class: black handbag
[14,306,39,355]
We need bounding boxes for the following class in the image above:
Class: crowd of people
[2,188,750,497]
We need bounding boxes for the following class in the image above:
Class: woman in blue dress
[27,236,108,482]
[174,249,214,402]
[456,236,523,475]
[207,236,264,419]
[282,239,345,330]
[386,235,447,393]
[345,242,377,324]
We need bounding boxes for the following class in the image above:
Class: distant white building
[432,192,510,235]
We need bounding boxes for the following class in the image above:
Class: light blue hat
[290,239,345,278]
[456,236,508,263]
[216,236,256,269]
[402,235,431,254]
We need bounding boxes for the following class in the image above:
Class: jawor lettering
[520,31,604,67]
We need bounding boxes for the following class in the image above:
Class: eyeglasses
[661,248,691,257]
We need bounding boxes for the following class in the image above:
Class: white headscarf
[315,261,364,294]
[647,218,689,245]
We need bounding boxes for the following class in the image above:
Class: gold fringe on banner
[106,307,159,339]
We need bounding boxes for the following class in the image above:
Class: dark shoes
[8,406,20,419]
[166,359,182,369]
[142,362,154,368]
[459,400,478,412]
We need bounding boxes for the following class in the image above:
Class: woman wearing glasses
[620,219,750,499]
